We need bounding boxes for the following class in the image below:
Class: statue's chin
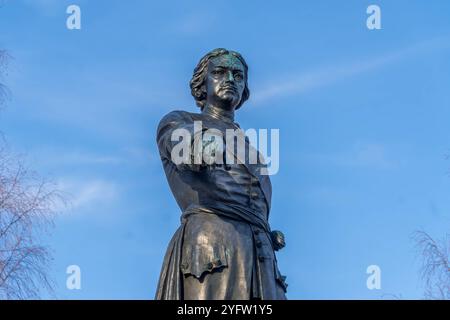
[217,94,239,110]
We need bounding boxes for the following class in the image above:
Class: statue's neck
[202,104,235,123]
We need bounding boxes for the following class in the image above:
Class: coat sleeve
[156,110,209,171]
[157,111,190,160]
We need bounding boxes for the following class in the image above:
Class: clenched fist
[270,230,285,251]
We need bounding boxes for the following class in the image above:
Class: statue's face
[205,54,246,111]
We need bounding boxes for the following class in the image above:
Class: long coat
[155,110,287,300]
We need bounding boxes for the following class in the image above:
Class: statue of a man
[155,48,287,300]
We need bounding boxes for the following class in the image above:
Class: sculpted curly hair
[190,48,250,110]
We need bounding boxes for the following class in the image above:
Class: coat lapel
[199,115,273,214]
[223,126,272,213]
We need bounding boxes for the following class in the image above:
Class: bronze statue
[155,48,287,300]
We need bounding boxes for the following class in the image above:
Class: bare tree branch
[412,230,450,300]
[0,49,65,299]
[0,140,65,299]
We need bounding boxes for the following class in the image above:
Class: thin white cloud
[77,152,125,165]
[167,11,218,36]
[55,151,124,166]
[55,178,119,214]
[10,64,175,140]
[21,0,61,15]
[302,142,393,170]
[252,37,450,104]
[334,142,392,169]
[27,146,155,169]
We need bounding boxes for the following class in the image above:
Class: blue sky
[1,0,449,299]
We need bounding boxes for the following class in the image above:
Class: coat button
[254,229,260,235]
[258,256,265,262]
[224,164,231,171]
[256,241,262,248]
[207,262,214,270]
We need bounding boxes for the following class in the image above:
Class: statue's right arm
[157,111,187,158]
[156,111,203,171]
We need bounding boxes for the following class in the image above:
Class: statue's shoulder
[158,110,197,125]
[157,110,199,137]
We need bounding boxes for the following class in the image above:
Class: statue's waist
[181,203,270,233]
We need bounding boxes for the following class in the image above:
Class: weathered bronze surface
[155,48,287,300]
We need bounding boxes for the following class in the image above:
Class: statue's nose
[226,70,234,82]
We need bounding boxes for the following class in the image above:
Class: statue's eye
[234,73,243,81]
[212,69,224,75]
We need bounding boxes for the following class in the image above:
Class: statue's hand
[201,137,223,165]
[270,230,285,251]
[184,131,223,171]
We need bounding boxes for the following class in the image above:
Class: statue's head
[190,48,250,111]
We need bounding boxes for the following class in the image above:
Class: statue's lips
[219,86,238,93]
